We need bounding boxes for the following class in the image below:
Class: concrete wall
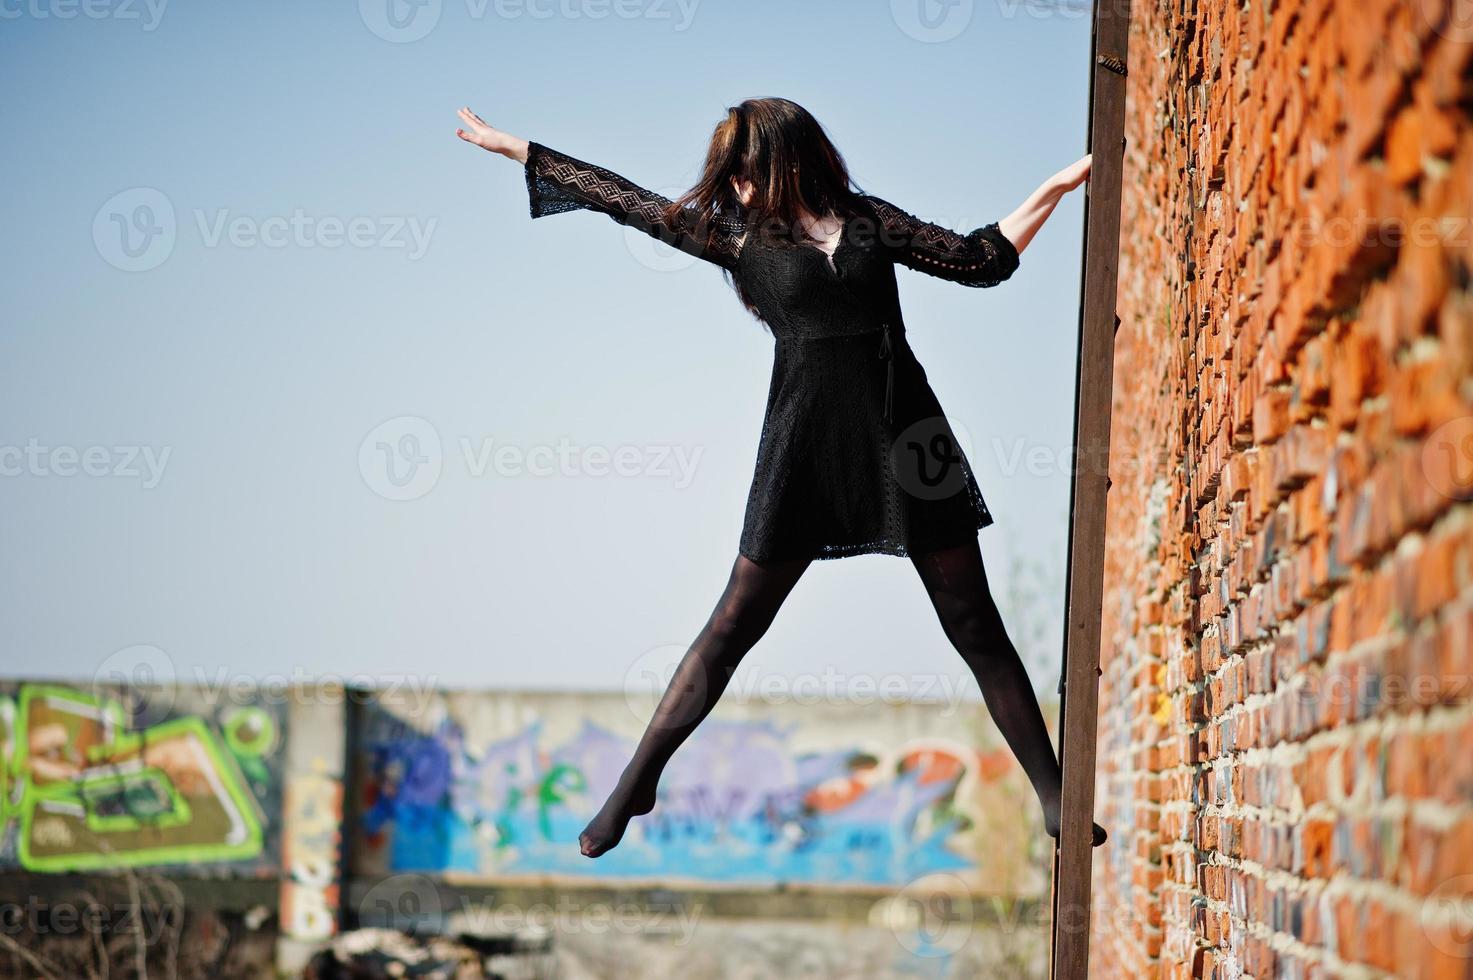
[1094,1,1473,976]
[277,689,348,970]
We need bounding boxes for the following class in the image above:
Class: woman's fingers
[1057,154,1091,191]
[455,127,489,149]
[454,106,516,156]
[458,106,491,132]
[456,108,492,149]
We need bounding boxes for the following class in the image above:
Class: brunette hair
[669,98,867,314]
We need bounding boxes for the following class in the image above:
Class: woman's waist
[770,327,918,395]
[773,321,907,345]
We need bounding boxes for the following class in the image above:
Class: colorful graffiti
[355,704,1025,887]
[0,683,282,873]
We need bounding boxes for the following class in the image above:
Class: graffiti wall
[1,678,1046,896]
[350,691,1046,894]
[0,682,284,875]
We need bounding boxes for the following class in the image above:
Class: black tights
[578,553,808,856]
[578,540,1103,857]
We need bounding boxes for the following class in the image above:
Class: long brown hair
[669,98,867,314]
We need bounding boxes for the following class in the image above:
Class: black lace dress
[524,142,1020,563]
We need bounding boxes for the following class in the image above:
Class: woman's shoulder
[850,192,904,225]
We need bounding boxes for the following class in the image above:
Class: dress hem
[738,513,994,565]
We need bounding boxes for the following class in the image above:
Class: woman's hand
[997,154,1093,255]
[1053,154,1092,193]
[455,107,530,164]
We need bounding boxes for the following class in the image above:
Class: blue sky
[1,0,1094,700]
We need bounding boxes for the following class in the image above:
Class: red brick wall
[1092,1,1473,976]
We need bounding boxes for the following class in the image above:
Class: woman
[455,98,1105,857]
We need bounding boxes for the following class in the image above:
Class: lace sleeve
[863,195,1019,287]
[524,141,744,269]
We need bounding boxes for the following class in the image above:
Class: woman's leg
[579,552,811,857]
[910,538,1106,847]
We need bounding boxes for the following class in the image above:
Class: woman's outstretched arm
[997,154,1091,255]
[861,196,1017,288]
[864,154,1090,288]
[454,107,743,268]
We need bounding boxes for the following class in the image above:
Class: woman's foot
[578,778,658,858]
[1046,818,1109,848]
[1042,795,1108,848]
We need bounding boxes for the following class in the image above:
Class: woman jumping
[455,98,1106,857]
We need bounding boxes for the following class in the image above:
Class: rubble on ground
[305,927,553,980]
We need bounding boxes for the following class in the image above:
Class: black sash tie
[878,322,895,425]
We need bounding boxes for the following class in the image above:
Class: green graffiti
[6,684,267,872]
[222,706,277,786]
[537,763,585,842]
[79,766,192,833]
[223,706,276,758]
[0,694,15,826]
